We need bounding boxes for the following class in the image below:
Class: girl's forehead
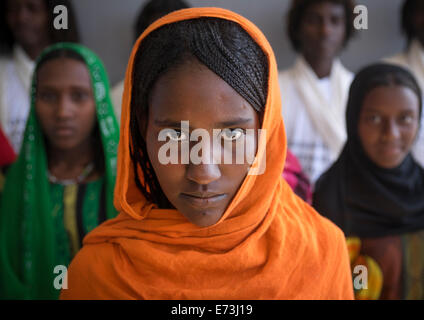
[37,58,91,85]
[147,61,258,128]
[361,86,420,112]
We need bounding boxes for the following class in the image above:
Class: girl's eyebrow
[361,108,380,113]
[153,119,185,127]
[214,118,254,127]
[362,106,417,114]
[153,118,254,128]
[37,84,91,91]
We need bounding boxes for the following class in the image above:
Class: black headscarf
[313,63,424,238]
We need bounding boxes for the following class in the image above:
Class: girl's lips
[54,127,75,136]
[179,193,227,208]
[378,144,403,156]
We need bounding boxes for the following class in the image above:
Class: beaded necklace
[48,162,95,186]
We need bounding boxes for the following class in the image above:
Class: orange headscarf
[60,8,353,300]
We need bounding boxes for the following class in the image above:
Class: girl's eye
[166,129,188,142]
[399,114,414,125]
[367,114,381,124]
[220,128,244,141]
[304,14,321,26]
[71,91,89,102]
[330,16,343,26]
[38,91,57,102]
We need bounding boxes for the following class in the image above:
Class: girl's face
[145,61,260,227]
[358,85,420,169]
[6,0,50,49]
[298,1,346,61]
[36,57,97,152]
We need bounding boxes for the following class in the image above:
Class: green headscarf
[0,43,119,299]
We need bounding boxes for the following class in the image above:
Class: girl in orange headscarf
[60,8,353,300]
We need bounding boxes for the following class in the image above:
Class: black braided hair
[130,17,268,208]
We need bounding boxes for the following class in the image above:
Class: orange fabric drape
[60,7,353,300]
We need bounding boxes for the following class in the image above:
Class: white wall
[71,0,406,86]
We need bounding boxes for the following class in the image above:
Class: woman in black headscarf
[313,63,424,300]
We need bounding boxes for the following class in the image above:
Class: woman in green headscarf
[0,43,119,299]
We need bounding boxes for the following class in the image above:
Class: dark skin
[144,60,260,227]
[297,1,346,78]
[358,85,420,169]
[6,0,51,60]
[36,58,100,182]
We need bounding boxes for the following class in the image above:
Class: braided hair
[130,17,268,208]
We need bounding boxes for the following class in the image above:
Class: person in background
[110,0,189,122]
[60,8,353,300]
[0,0,80,154]
[0,43,119,299]
[313,64,424,300]
[384,0,424,167]
[278,0,356,187]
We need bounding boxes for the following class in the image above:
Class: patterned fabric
[403,231,424,299]
[0,43,119,299]
[282,149,312,203]
[346,237,383,300]
[347,232,424,300]
[50,179,106,267]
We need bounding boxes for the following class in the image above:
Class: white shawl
[0,46,35,152]
[279,55,352,158]
[385,39,424,90]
